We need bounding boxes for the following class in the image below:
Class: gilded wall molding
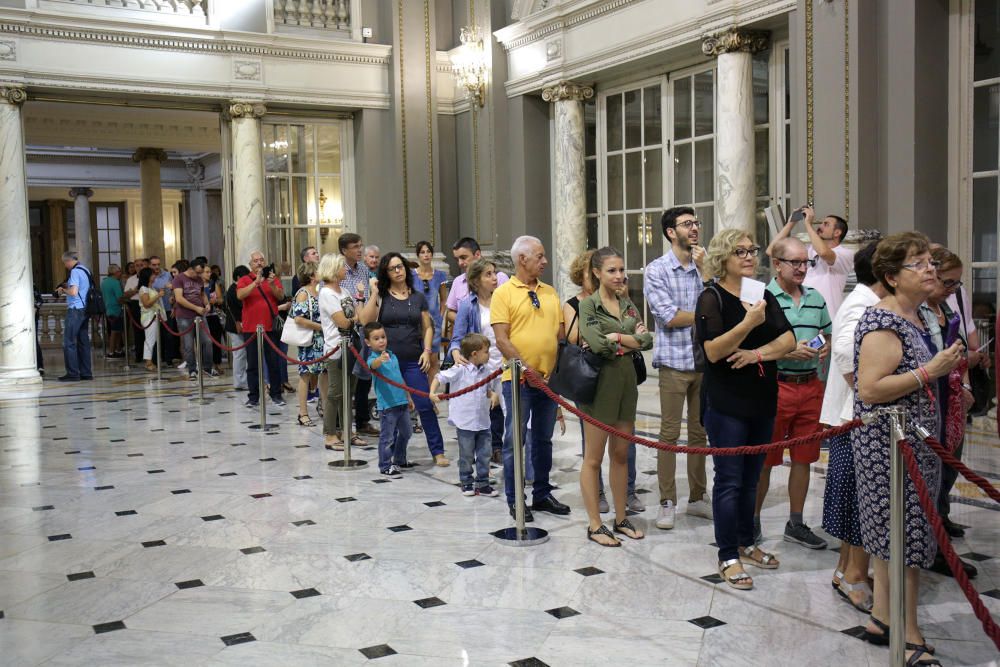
[497,0,640,52]
[397,0,410,244]
[843,0,850,220]
[541,81,594,102]
[805,0,814,204]
[0,84,26,105]
[423,0,435,246]
[700,27,770,56]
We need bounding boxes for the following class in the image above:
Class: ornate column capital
[542,82,594,103]
[132,147,167,163]
[184,158,206,190]
[0,85,26,106]
[701,28,770,57]
[224,101,267,120]
[68,188,94,199]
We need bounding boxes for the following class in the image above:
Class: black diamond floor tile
[202,515,225,522]
[982,589,1000,600]
[127,453,144,457]
[115,510,137,516]
[700,574,724,585]
[424,501,446,507]
[176,579,204,589]
[77,466,96,471]
[387,525,412,532]
[359,644,397,660]
[48,534,72,542]
[171,489,191,495]
[32,505,54,511]
[291,588,321,599]
[220,632,256,646]
[94,485,115,491]
[574,566,604,577]
[259,457,277,462]
[147,469,165,474]
[294,475,312,480]
[291,520,315,527]
[509,658,550,667]
[67,571,95,581]
[219,472,237,477]
[93,620,127,634]
[372,479,391,484]
[545,606,580,619]
[960,551,993,562]
[192,455,209,460]
[142,540,166,548]
[841,625,868,639]
[455,559,484,569]
[335,497,357,502]
[688,615,726,629]
[413,596,446,609]
[240,546,266,555]
[345,553,371,562]
[251,493,272,499]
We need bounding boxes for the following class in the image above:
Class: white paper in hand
[740,277,767,305]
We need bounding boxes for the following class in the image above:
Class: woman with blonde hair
[318,253,362,450]
[695,229,795,589]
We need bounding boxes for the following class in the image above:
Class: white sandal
[719,558,753,590]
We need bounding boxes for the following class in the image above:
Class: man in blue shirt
[56,251,93,381]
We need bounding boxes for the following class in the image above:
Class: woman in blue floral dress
[852,232,964,666]
[292,262,326,427]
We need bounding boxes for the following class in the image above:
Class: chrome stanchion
[155,320,162,383]
[329,337,367,470]
[887,406,907,667]
[121,310,131,373]
[492,360,549,547]
[248,325,277,431]
[192,317,213,405]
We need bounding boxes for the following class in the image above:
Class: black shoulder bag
[547,310,602,404]
[257,283,283,336]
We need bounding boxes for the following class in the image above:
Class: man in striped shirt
[643,207,710,531]
[755,237,832,549]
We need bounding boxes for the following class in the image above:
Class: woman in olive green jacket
[578,247,653,547]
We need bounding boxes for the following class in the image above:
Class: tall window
[93,205,124,275]
[585,98,599,249]
[671,68,716,239]
[263,121,347,272]
[973,0,1000,310]
[753,49,772,251]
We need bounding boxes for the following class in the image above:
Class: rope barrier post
[491,360,549,547]
[155,319,162,383]
[888,406,907,667]
[191,317,213,405]
[121,308,131,373]
[329,337,367,471]
[248,325,278,431]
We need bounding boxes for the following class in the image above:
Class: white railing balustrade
[37,302,106,350]
[273,0,350,31]
[38,0,208,25]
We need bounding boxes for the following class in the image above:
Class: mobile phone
[806,333,825,349]
[944,315,961,348]
[790,207,806,223]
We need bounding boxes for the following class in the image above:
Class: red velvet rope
[195,319,258,353]
[123,305,158,331]
[520,364,861,456]
[899,439,1000,650]
[348,344,503,400]
[261,329,341,365]
[922,435,1000,504]
[157,316,196,338]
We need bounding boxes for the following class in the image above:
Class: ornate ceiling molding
[496,0,640,52]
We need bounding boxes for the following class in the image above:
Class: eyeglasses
[527,290,540,309]
[941,278,963,290]
[774,257,817,270]
[387,263,406,273]
[732,247,761,259]
[675,220,701,229]
[900,259,941,273]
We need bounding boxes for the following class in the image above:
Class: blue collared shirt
[151,270,172,312]
[644,248,703,371]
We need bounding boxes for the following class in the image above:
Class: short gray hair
[248,249,265,262]
[61,251,78,262]
[365,245,380,254]
[510,235,541,263]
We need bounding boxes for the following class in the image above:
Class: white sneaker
[177,361,187,370]
[655,500,676,530]
[687,498,714,520]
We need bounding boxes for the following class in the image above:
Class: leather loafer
[532,495,571,515]
[942,517,966,538]
[57,375,80,382]
[508,505,534,523]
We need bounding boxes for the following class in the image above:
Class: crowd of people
[53,207,995,666]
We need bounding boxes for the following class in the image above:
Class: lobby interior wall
[437,112,460,263]
[506,93,551,276]
[354,108,404,250]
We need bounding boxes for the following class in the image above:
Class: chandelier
[451,25,488,108]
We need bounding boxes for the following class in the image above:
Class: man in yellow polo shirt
[492,235,569,521]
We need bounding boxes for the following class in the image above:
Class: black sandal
[863,617,936,656]
[613,518,644,540]
[586,524,620,547]
[906,646,941,666]
[297,414,315,427]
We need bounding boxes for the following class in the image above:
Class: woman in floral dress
[292,261,326,427]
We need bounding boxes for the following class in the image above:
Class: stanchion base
[327,459,368,470]
[191,399,215,405]
[491,526,550,547]
[248,424,279,431]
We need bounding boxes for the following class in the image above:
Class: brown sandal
[587,524,621,547]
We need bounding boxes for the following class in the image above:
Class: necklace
[389,287,410,299]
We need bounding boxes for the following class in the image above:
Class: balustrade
[273,0,350,32]
[38,0,208,25]
[37,302,105,350]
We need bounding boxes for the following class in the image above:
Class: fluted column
[46,199,68,290]
[132,148,167,259]
[0,86,40,384]
[69,187,94,268]
[542,81,594,298]
[183,158,210,259]
[225,101,266,266]
[702,28,769,234]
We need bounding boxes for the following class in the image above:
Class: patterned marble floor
[1,356,998,666]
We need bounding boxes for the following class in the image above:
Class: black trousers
[127,301,144,362]
[245,330,282,403]
[354,377,372,428]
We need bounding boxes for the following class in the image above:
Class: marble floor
[1,354,998,666]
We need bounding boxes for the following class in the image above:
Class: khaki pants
[656,367,708,505]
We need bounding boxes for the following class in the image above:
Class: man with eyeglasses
[148,256,176,364]
[754,237,832,549]
[492,235,569,521]
[339,233,379,437]
[767,207,854,318]
[644,206,712,530]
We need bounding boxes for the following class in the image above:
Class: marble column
[702,28,769,234]
[225,102,266,267]
[133,147,167,259]
[46,199,68,288]
[69,187,94,268]
[183,158,210,258]
[0,85,41,384]
[542,81,594,298]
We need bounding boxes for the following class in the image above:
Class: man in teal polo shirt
[101,264,124,358]
[754,237,832,549]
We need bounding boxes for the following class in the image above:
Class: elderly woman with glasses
[360,251,450,467]
[694,229,795,590]
[852,233,963,665]
[412,241,449,385]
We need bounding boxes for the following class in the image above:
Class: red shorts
[765,378,824,466]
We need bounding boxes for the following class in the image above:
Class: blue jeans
[378,404,412,471]
[176,317,212,373]
[502,380,557,506]
[457,428,491,487]
[704,403,775,562]
[490,404,504,451]
[399,359,444,457]
[62,308,92,379]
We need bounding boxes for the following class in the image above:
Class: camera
[261,263,275,279]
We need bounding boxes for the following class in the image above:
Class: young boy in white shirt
[430,333,500,496]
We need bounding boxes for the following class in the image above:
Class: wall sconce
[451,25,488,108]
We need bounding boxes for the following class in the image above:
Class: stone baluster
[701,28,770,234]
[297,0,309,26]
[284,0,296,25]
[324,0,336,28]
[225,102,267,270]
[542,81,594,299]
[273,0,283,24]
[336,0,348,29]
[311,0,323,27]
[190,0,204,16]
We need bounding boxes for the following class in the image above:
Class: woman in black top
[360,252,449,466]
[695,229,795,590]
[224,265,250,391]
